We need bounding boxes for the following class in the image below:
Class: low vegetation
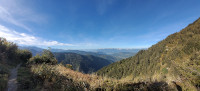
[20,64,177,90]
[97,18,200,90]
[15,49,178,91]
[0,37,32,91]
[0,63,10,91]
[54,52,112,73]
[28,49,57,65]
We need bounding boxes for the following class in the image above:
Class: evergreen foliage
[28,49,57,65]
[97,18,200,90]
[54,52,112,73]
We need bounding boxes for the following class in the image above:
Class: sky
[0,0,200,49]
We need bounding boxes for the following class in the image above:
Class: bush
[0,64,9,91]
[28,49,57,65]
[17,49,32,63]
[0,37,20,65]
[65,64,73,69]
[30,64,86,90]
[162,68,168,74]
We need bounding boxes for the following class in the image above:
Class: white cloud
[0,25,75,47]
[43,41,74,46]
[0,0,47,32]
[0,6,32,32]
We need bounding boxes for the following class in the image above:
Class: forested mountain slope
[62,51,117,62]
[97,18,200,90]
[54,52,112,73]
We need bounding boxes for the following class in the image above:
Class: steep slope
[54,52,112,73]
[97,18,200,90]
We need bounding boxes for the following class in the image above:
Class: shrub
[28,49,57,65]
[65,64,73,69]
[30,64,86,90]
[162,68,168,74]
[17,49,32,63]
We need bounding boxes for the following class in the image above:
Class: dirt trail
[7,64,21,91]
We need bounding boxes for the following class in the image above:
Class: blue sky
[0,0,200,49]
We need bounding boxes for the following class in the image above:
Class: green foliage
[97,18,200,90]
[0,64,10,91]
[65,64,73,69]
[28,49,57,65]
[29,64,87,90]
[162,68,168,74]
[0,37,32,90]
[0,74,8,91]
[0,37,19,65]
[183,39,200,54]
[115,82,173,91]
[17,49,32,63]
[17,66,36,90]
[54,53,112,73]
[26,64,175,91]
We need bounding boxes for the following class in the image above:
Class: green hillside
[54,52,112,73]
[97,18,200,90]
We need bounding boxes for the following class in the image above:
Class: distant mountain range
[85,48,143,54]
[19,46,142,73]
[19,46,142,61]
[19,46,43,56]
[111,52,137,60]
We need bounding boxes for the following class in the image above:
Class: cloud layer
[0,0,75,48]
[0,6,32,32]
[0,25,75,47]
[0,0,47,32]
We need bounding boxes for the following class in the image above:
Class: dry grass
[30,64,178,90]
[54,64,105,88]
[30,64,122,90]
